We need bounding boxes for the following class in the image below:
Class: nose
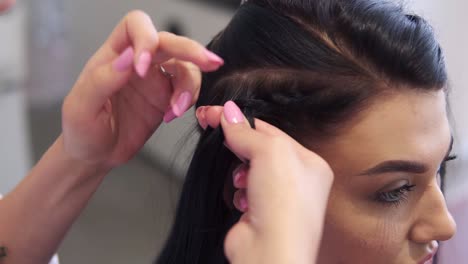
[409,183,457,243]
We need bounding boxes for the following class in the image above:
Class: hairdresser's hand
[196,102,334,264]
[61,10,223,169]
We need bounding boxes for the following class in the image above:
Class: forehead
[320,90,451,174]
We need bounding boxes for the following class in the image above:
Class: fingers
[154,32,224,72]
[74,10,224,118]
[224,219,253,263]
[70,47,136,115]
[233,164,249,212]
[233,189,248,212]
[161,61,203,121]
[196,106,223,128]
[104,10,159,77]
[220,101,266,161]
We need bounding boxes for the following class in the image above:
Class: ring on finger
[159,64,175,78]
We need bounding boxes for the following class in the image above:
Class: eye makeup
[373,154,457,208]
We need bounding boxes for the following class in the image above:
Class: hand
[61,10,224,169]
[196,102,334,264]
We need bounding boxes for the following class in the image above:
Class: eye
[376,184,416,206]
[438,154,457,191]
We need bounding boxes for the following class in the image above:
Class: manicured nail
[239,194,248,212]
[196,106,208,129]
[204,49,224,65]
[136,51,152,77]
[172,91,192,117]
[224,101,244,124]
[233,166,246,188]
[163,108,177,123]
[113,47,134,72]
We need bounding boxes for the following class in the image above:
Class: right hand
[196,101,334,264]
[60,10,224,170]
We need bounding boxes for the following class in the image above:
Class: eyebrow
[358,137,454,176]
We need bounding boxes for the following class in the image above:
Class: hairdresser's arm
[0,10,222,264]
[0,136,108,264]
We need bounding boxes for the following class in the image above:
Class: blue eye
[376,184,416,206]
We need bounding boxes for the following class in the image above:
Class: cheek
[318,190,408,263]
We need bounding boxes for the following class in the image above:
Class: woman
[157,0,457,263]
[0,0,331,263]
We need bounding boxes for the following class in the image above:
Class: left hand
[61,10,224,170]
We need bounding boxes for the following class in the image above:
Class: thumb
[220,101,264,161]
[76,47,135,115]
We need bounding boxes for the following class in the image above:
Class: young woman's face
[315,90,456,264]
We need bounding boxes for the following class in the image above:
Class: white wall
[408,0,468,202]
[0,3,32,194]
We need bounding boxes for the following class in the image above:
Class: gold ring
[159,65,174,78]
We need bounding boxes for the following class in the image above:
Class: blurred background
[0,0,466,263]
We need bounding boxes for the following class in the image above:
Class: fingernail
[113,47,134,72]
[136,51,152,77]
[196,106,208,129]
[224,101,244,124]
[173,91,193,117]
[239,194,248,212]
[204,49,224,65]
[233,166,246,187]
[163,108,177,123]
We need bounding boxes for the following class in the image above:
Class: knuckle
[267,135,290,152]
[158,31,175,39]
[224,230,236,261]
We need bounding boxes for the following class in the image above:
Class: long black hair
[156,0,448,263]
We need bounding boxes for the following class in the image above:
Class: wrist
[52,134,111,178]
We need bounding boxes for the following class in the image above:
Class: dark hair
[156,0,447,263]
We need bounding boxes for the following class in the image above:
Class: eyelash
[376,154,458,207]
[376,185,415,206]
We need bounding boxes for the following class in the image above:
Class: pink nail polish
[239,195,248,212]
[233,166,246,186]
[204,49,224,65]
[224,101,244,124]
[233,171,241,185]
[113,47,134,72]
[173,91,192,117]
[196,107,208,129]
[136,51,152,77]
[163,108,177,123]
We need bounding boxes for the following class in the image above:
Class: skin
[1,3,331,264]
[199,89,456,264]
[316,90,456,264]
[220,101,333,264]
[0,8,225,264]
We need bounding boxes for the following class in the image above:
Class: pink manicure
[204,49,224,65]
[113,47,134,72]
[163,108,177,123]
[233,166,247,188]
[224,101,244,124]
[173,91,193,117]
[136,51,152,77]
[239,195,248,212]
[196,107,208,129]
